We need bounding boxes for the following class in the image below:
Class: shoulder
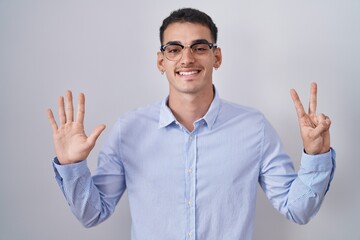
[219,98,265,121]
[114,100,162,128]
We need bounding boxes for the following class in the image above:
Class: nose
[180,46,195,65]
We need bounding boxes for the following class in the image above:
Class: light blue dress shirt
[53,90,335,240]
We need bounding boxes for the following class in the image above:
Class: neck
[168,87,214,132]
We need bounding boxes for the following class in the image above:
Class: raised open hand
[47,91,106,165]
[290,83,331,155]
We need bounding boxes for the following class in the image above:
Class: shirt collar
[158,96,176,128]
[158,87,221,130]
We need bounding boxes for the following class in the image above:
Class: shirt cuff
[52,157,90,181]
[300,147,336,171]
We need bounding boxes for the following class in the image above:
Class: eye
[192,44,209,54]
[165,45,182,54]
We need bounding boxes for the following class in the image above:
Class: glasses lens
[164,45,183,60]
[191,43,211,55]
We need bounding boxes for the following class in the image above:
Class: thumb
[87,124,106,147]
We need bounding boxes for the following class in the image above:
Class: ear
[157,51,165,73]
[213,47,222,69]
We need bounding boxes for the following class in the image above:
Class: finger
[87,124,106,147]
[308,82,317,115]
[312,114,331,137]
[316,113,331,128]
[47,109,58,132]
[76,93,85,124]
[66,90,74,123]
[58,96,66,125]
[290,88,306,119]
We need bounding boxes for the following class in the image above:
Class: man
[47,8,335,240]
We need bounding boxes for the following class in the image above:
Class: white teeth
[179,71,198,76]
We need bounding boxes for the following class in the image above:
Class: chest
[121,125,262,192]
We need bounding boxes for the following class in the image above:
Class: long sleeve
[259,118,336,224]
[285,149,335,223]
[52,120,127,228]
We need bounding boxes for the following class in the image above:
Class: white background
[0,0,359,239]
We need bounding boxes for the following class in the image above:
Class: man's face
[157,22,222,97]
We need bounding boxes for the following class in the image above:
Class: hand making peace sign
[290,82,331,155]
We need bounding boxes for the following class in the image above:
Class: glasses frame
[160,39,217,61]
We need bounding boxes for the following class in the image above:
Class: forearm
[52,159,114,228]
[284,148,336,224]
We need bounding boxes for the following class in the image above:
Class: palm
[53,122,90,163]
[48,91,105,165]
[290,83,331,155]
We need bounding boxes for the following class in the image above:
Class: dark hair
[159,8,218,44]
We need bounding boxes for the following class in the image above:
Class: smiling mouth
[177,70,200,76]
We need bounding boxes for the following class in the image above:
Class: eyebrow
[164,39,210,46]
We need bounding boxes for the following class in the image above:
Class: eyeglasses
[160,40,217,61]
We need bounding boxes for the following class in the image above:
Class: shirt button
[188,231,193,237]
[188,136,192,141]
[187,168,192,174]
[188,200,192,206]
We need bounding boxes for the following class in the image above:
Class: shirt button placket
[185,132,196,239]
